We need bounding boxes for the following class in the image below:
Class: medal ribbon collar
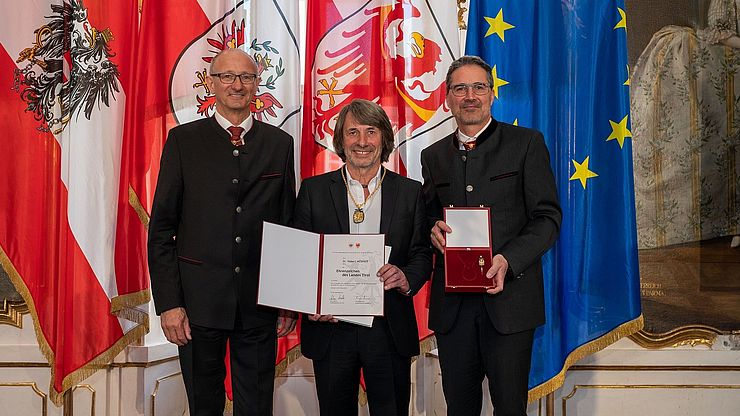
[341,165,386,224]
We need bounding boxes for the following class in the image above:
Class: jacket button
[234,266,241,273]
[466,184,473,192]
[236,206,242,213]
[232,178,239,184]
[461,155,467,162]
[232,149,239,157]
[235,236,242,243]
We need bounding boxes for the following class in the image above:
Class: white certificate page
[258,222,321,314]
[320,234,385,316]
[445,208,490,248]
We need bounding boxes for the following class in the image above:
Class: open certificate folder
[258,222,385,317]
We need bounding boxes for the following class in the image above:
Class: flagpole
[63,390,72,416]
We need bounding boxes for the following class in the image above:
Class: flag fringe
[0,245,150,406]
[128,184,150,229]
[417,334,438,357]
[56,322,149,405]
[275,344,303,377]
[110,289,151,326]
[526,314,644,402]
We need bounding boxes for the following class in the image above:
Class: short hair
[209,48,258,73]
[445,55,493,93]
[333,99,395,163]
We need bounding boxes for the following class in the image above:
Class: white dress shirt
[457,117,492,150]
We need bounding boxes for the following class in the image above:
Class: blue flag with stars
[465,0,643,399]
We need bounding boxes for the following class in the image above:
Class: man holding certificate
[421,56,562,416]
[294,99,432,415]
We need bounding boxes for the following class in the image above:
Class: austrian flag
[0,0,148,404]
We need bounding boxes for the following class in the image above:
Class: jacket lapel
[380,168,397,235]
[329,169,350,234]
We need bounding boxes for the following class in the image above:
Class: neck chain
[341,166,387,224]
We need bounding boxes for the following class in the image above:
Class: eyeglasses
[449,82,492,97]
[211,72,258,85]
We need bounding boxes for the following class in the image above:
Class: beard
[454,98,490,125]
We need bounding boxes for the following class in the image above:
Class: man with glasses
[421,55,561,415]
[149,48,296,415]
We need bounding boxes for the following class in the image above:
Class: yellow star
[484,9,515,42]
[624,65,630,86]
[570,156,598,189]
[513,118,518,126]
[606,115,632,148]
[614,7,627,30]
[491,65,509,99]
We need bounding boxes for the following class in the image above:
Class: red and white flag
[0,0,146,404]
[302,0,459,181]
[132,0,302,401]
[301,0,461,398]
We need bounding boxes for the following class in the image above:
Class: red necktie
[462,140,476,151]
[227,126,244,146]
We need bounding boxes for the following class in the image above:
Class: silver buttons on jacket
[235,236,242,243]
[461,155,467,162]
[232,178,239,184]
[236,206,242,213]
[232,149,240,157]
[234,266,241,273]
[466,184,473,192]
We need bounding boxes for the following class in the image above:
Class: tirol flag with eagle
[0,0,147,404]
[302,0,460,181]
[131,0,302,403]
[301,0,460,401]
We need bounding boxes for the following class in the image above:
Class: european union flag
[465,0,643,398]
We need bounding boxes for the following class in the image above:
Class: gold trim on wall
[71,384,96,416]
[0,382,48,416]
[562,383,740,416]
[570,365,740,372]
[0,298,29,328]
[109,356,179,368]
[629,325,720,349]
[0,362,50,368]
[0,357,177,369]
[150,372,187,416]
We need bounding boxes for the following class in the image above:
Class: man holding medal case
[292,99,432,415]
[421,56,562,416]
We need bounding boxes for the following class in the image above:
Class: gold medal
[353,209,365,224]
[341,166,386,226]
[478,255,485,274]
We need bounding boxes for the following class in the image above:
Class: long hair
[333,99,395,163]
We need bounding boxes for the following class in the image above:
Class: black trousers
[179,319,276,416]
[311,321,411,416]
[436,296,535,416]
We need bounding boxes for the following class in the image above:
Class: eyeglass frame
[210,72,258,85]
[448,82,493,97]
